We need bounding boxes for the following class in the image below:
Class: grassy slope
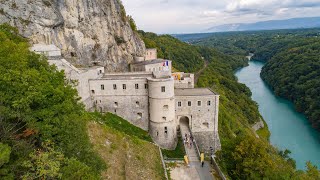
[87,113,165,180]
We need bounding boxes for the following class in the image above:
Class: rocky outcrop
[0,0,145,72]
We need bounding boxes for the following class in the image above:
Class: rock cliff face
[0,0,145,72]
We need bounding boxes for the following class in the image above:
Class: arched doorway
[179,116,190,126]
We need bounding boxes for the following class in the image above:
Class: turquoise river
[235,60,320,170]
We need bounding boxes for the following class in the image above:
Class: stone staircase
[180,122,200,162]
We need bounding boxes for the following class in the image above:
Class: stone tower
[148,77,177,149]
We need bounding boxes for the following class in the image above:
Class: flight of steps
[180,122,200,162]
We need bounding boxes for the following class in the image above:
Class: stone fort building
[31,44,221,152]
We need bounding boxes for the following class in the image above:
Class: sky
[121,0,320,34]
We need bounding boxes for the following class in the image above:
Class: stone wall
[175,95,218,132]
[193,131,221,153]
[89,78,150,130]
[145,49,157,60]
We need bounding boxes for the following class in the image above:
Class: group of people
[183,133,194,149]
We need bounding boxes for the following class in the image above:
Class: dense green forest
[176,29,320,132]
[139,31,320,179]
[261,41,320,130]
[0,24,105,179]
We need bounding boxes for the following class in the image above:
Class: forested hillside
[261,41,320,130]
[139,31,320,179]
[177,29,320,133]
[0,24,104,179]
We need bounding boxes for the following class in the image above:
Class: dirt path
[194,61,208,85]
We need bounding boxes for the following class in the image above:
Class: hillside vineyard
[32,44,221,152]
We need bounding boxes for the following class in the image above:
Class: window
[207,101,211,106]
[137,113,142,120]
[163,105,169,110]
[114,102,118,107]
[101,84,104,90]
[135,84,139,89]
[178,102,182,107]
[99,70,102,74]
[164,127,168,135]
[123,84,126,90]
[145,84,148,89]
[113,84,117,90]
[136,101,140,107]
[188,101,192,106]
[161,86,165,92]
[91,90,95,94]
[203,122,209,128]
[162,117,167,121]
[198,101,202,106]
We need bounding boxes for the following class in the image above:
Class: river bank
[235,61,320,170]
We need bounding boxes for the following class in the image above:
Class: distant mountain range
[206,17,320,32]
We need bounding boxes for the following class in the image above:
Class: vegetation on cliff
[139,30,205,72]
[0,24,104,179]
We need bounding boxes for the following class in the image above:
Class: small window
[198,101,201,106]
[101,84,104,90]
[145,84,148,89]
[123,84,126,90]
[188,101,191,106]
[178,102,182,107]
[203,122,209,128]
[161,86,165,92]
[207,101,211,106]
[114,102,118,107]
[136,101,140,107]
[163,105,169,110]
[99,70,102,74]
[91,90,95,94]
[162,117,167,121]
[137,113,142,120]
[135,84,139,89]
[164,127,168,135]
[113,84,117,90]
[156,131,159,136]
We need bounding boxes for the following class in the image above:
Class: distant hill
[206,17,320,32]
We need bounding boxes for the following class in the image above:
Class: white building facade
[32,45,221,152]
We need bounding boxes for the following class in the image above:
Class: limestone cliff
[0,0,145,72]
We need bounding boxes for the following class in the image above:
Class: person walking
[200,153,205,167]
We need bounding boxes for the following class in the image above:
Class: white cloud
[121,0,320,33]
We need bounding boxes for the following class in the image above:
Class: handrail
[189,130,201,158]
[158,147,169,180]
[211,155,227,180]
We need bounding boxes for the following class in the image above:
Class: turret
[148,77,177,149]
